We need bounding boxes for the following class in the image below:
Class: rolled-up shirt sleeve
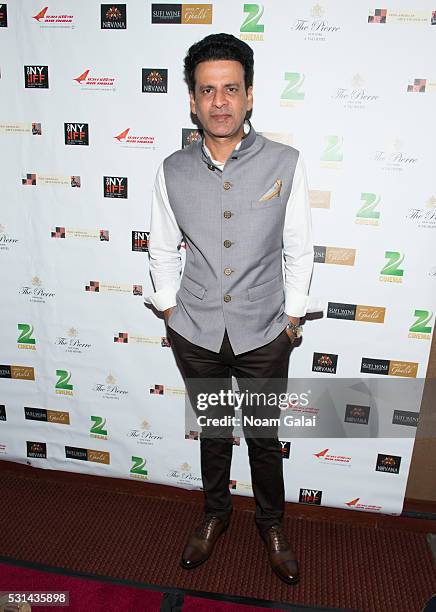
[144,162,183,312]
[283,153,314,318]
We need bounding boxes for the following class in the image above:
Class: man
[144,33,313,586]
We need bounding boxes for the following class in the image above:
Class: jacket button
[223,240,232,248]
[224,294,232,302]
[207,164,215,171]
[223,210,232,219]
[224,267,233,275]
[223,181,232,190]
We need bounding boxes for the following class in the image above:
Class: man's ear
[189,90,196,115]
[246,85,253,112]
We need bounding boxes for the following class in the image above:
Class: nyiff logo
[309,190,330,209]
[24,66,49,88]
[314,246,356,266]
[356,193,381,225]
[0,365,35,380]
[280,73,305,106]
[360,358,418,378]
[392,410,419,427]
[312,352,338,374]
[65,446,110,464]
[113,127,155,148]
[182,128,202,148]
[101,4,126,29]
[327,303,385,324]
[130,455,148,479]
[17,323,36,349]
[73,69,116,90]
[320,135,343,166]
[25,407,70,424]
[376,453,401,474]
[240,3,264,40]
[132,231,149,252]
[313,448,352,465]
[151,4,212,24]
[368,9,386,23]
[64,123,89,146]
[55,369,73,395]
[0,405,6,421]
[0,4,8,27]
[408,309,433,340]
[345,497,382,512]
[104,176,127,199]
[90,416,108,439]
[380,251,404,283]
[279,440,291,459]
[345,404,370,425]
[27,441,47,459]
[142,69,168,93]
[299,488,322,505]
[32,7,74,26]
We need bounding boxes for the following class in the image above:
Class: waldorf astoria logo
[65,446,110,464]
[312,352,338,374]
[327,302,385,323]
[104,176,127,198]
[151,4,212,24]
[27,441,47,459]
[360,358,418,378]
[101,4,127,29]
[314,246,356,266]
[142,69,168,93]
[392,410,419,427]
[376,453,401,474]
[64,123,89,146]
[345,404,370,425]
[24,66,49,88]
[299,488,322,505]
[132,231,149,252]
[25,407,70,424]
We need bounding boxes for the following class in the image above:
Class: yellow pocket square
[259,179,283,202]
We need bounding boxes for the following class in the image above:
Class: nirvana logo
[104,176,127,198]
[142,69,168,93]
[24,66,49,88]
[64,123,89,146]
[376,453,401,474]
[345,404,370,425]
[312,352,338,374]
[392,410,418,427]
[27,441,47,459]
[299,488,322,505]
[132,231,149,252]
[182,128,202,148]
[101,4,127,29]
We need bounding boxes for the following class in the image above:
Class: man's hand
[286,316,300,342]
[163,306,175,323]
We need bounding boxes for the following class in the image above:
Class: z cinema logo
[240,3,264,41]
[24,66,49,88]
[312,352,338,374]
[142,69,168,93]
[360,357,418,378]
[380,251,404,283]
[376,453,401,474]
[104,176,127,199]
[151,4,212,24]
[101,4,126,29]
[64,123,89,146]
[327,302,385,324]
[299,488,322,505]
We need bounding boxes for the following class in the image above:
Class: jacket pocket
[248,274,283,301]
[181,276,206,299]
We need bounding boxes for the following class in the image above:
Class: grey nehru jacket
[153,124,305,356]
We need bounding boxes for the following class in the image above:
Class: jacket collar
[200,120,256,168]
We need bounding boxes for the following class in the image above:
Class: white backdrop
[1,1,435,515]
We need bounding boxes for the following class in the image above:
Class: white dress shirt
[144,129,315,319]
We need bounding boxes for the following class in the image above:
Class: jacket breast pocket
[181,276,206,300]
[248,274,284,301]
[251,195,283,210]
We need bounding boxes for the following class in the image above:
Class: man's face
[189,59,253,139]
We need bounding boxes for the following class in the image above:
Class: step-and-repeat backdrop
[1,1,435,515]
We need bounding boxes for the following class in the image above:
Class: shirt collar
[202,120,251,169]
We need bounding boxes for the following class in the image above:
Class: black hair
[184,33,254,93]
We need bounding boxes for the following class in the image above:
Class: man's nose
[212,89,227,107]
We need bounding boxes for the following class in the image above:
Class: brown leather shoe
[261,524,300,585]
[181,516,229,569]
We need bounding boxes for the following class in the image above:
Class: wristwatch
[286,321,303,341]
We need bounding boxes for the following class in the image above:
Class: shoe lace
[197,516,222,539]
[268,525,289,551]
